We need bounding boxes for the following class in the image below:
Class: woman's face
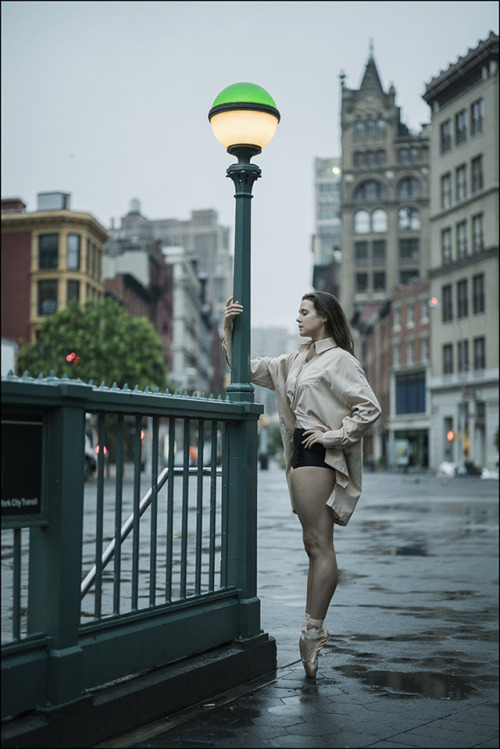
[296,299,326,341]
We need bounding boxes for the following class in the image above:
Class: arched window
[366,118,375,138]
[398,207,421,230]
[354,180,387,202]
[376,117,386,138]
[372,209,388,233]
[354,120,364,141]
[354,210,370,233]
[398,177,421,198]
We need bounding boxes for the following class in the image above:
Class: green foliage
[18,298,168,390]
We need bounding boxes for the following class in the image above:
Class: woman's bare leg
[289,466,337,620]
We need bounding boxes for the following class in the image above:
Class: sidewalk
[97,469,499,749]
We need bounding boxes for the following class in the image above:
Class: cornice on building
[1,209,109,243]
[423,31,498,108]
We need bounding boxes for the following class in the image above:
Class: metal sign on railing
[1,419,46,527]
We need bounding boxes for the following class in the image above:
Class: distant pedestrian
[223,292,381,678]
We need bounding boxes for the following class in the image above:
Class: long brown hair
[302,292,354,356]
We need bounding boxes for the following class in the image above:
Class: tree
[18,298,169,390]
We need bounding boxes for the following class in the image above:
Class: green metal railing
[1,372,263,720]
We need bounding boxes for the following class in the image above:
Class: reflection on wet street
[257,469,499,702]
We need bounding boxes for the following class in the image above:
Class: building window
[471,98,483,136]
[376,150,386,165]
[407,340,414,366]
[373,271,385,291]
[67,280,80,304]
[443,344,453,374]
[420,336,429,362]
[455,109,467,145]
[38,279,58,315]
[457,221,467,258]
[67,234,80,270]
[407,303,415,327]
[442,284,453,322]
[472,213,484,252]
[471,155,483,192]
[354,119,364,141]
[441,228,452,264]
[38,234,59,269]
[355,241,369,263]
[366,151,374,167]
[440,119,452,153]
[376,117,386,138]
[354,210,370,233]
[399,148,408,164]
[441,173,452,209]
[371,209,387,233]
[397,177,421,198]
[372,240,386,261]
[393,307,401,330]
[410,147,419,163]
[354,151,364,167]
[457,279,468,318]
[458,339,469,373]
[472,274,485,314]
[399,238,420,260]
[395,371,426,414]
[356,273,368,292]
[455,164,467,201]
[393,341,400,368]
[400,270,419,285]
[366,118,375,138]
[473,337,486,370]
[354,180,387,201]
[420,298,429,324]
[398,207,420,230]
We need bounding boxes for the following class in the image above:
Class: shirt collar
[299,338,337,354]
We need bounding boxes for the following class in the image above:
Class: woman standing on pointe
[223,291,381,678]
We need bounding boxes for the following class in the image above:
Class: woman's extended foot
[299,629,329,678]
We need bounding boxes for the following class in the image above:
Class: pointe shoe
[299,629,329,678]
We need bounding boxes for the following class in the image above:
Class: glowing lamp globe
[209,82,280,152]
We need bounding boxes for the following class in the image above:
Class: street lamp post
[209,82,280,402]
[208,83,279,641]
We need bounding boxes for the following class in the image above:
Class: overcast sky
[2,1,498,332]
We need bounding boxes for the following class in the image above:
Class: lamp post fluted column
[225,146,261,402]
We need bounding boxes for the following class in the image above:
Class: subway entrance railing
[1,372,274,726]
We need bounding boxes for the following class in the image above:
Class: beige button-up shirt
[223,337,381,525]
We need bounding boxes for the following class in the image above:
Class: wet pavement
[96,468,499,749]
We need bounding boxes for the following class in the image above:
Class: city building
[107,201,229,392]
[1,192,108,345]
[422,31,499,473]
[388,279,432,470]
[339,45,430,325]
[311,157,342,296]
[148,208,232,325]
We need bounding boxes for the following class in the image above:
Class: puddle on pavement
[335,663,475,699]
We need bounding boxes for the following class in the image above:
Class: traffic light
[446,430,455,442]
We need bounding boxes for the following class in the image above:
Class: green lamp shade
[209,82,280,150]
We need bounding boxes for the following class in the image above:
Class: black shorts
[292,428,334,470]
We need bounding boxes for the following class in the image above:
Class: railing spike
[123,383,130,391]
